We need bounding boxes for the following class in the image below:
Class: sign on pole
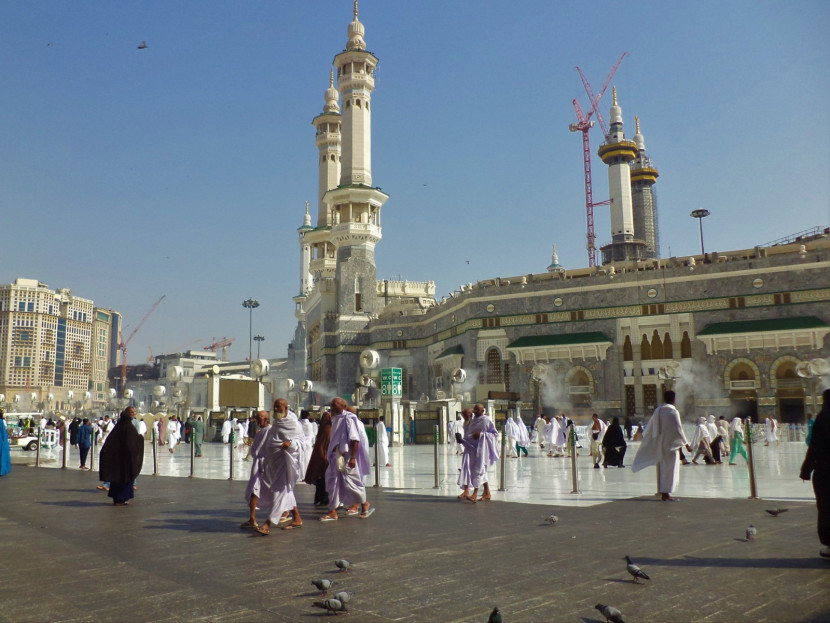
[381,368,402,397]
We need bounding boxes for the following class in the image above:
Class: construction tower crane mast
[119,295,166,391]
[204,337,235,362]
[569,52,627,267]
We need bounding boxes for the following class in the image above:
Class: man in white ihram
[320,398,374,521]
[456,404,500,502]
[253,399,306,534]
[632,390,692,501]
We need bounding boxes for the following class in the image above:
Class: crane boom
[119,295,166,391]
[570,53,627,267]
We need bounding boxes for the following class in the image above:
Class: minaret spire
[354,0,358,20]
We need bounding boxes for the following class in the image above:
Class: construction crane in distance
[569,52,627,267]
[204,337,235,362]
[119,295,166,392]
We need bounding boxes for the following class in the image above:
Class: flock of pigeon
[306,507,790,619]
[490,507,789,622]
[311,559,355,615]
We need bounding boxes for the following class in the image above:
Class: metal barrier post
[152,426,158,475]
[498,425,507,492]
[745,418,759,499]
[569,425,581,494]
[90,431,97,471]
[229,430,235,481]
[433,425,440,489]
[61,426,68,469]
[189,427,195,478]
[35,426,41,468]
[374,427,380,488]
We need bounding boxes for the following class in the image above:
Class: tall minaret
[325,1,389,318]
[306,70,342,284]
[294,201,313,323]
[597,88,646,264]
[630,116,660,259]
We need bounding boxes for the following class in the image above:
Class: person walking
[456,404,499,502]
[691,416,715,464]
[601,417,627,468]
[166,415,180,454]
[320,398,374,521]
[253,400,306,535]
[632,391,692,501]
[77,418,93,470]
[800,389,830,559]
[590,413,607,469]
[304,410,332,507]
[0,409,11,477]
[192,414,205,457]
[375,415,390,467]
[240,410,271,530]
[728,417,749,465]
[98,407,144,506]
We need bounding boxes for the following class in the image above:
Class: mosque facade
[286,5,830,426]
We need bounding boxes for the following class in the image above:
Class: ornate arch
[565,365,595,395]
[722,357,761,390]
[769,354,801,390]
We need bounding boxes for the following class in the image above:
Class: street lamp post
[253,335,265,359]
[242,298,260,377]
[690,209,711,255]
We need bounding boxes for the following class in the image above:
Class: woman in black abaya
[99,407,144,505]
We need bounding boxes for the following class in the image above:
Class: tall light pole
[690,209,710,255]
[254,335,265,359]
[242,298,260,376]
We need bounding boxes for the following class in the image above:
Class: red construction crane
[119,295,166,391]
[204,337,235,362]
[569,52,627,267]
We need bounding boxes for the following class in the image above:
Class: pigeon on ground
[334,559,351,572]
[595,603,625,623]
[545,514,558,526]
[746,525,757,541]
[312,598,347,614]
[487,607,503,623]
[766,508,788,517]
[311,578,334,595]
[624,555,650,583]
[334,591,354,604]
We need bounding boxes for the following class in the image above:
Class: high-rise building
[0,278,118,411]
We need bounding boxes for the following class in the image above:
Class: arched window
[623,335,633,361]
[680,331,692,358]
[355,98,362,108]
[650,330,663,359]
[640,334,651,360]
[486,348,502,384]
[663,333,673,359]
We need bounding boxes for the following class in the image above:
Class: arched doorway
[727,360,759,422]
[772,357,805,423]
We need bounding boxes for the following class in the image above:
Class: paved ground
[1,456,828,622]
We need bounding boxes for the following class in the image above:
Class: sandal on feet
[239,520,258,529]
[359,507,375,519]
[282,523,303,530]
[345,508,360,516]
[254,526,270,536]
[319,515,338,522]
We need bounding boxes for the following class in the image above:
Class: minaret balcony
[331,222,382,247]
[309,257,337,277]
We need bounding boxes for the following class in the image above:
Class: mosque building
[286,4,830,433]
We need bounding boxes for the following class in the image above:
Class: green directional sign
[381,367,402,397]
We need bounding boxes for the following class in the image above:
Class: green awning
[697,316,827,336]
[507,331,612,349]
[435,345,464,359]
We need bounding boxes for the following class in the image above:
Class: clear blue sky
[3,1,828,365]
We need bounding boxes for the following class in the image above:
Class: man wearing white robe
[255,399,306,533]
[504,415,519,458]
[589,413,607,468]
[166,416,180,454]
[533,414,546,448]
[375,416,390,467]
[320,398,374,521]
[765,417,780,447]
[299,411,315,476]
[456,404,500,502]
[221,419,232,444]
[241,410,271,529]
[544,416,558,457]
[632,391,692,501]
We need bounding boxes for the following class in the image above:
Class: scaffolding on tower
[569,52,627,267]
